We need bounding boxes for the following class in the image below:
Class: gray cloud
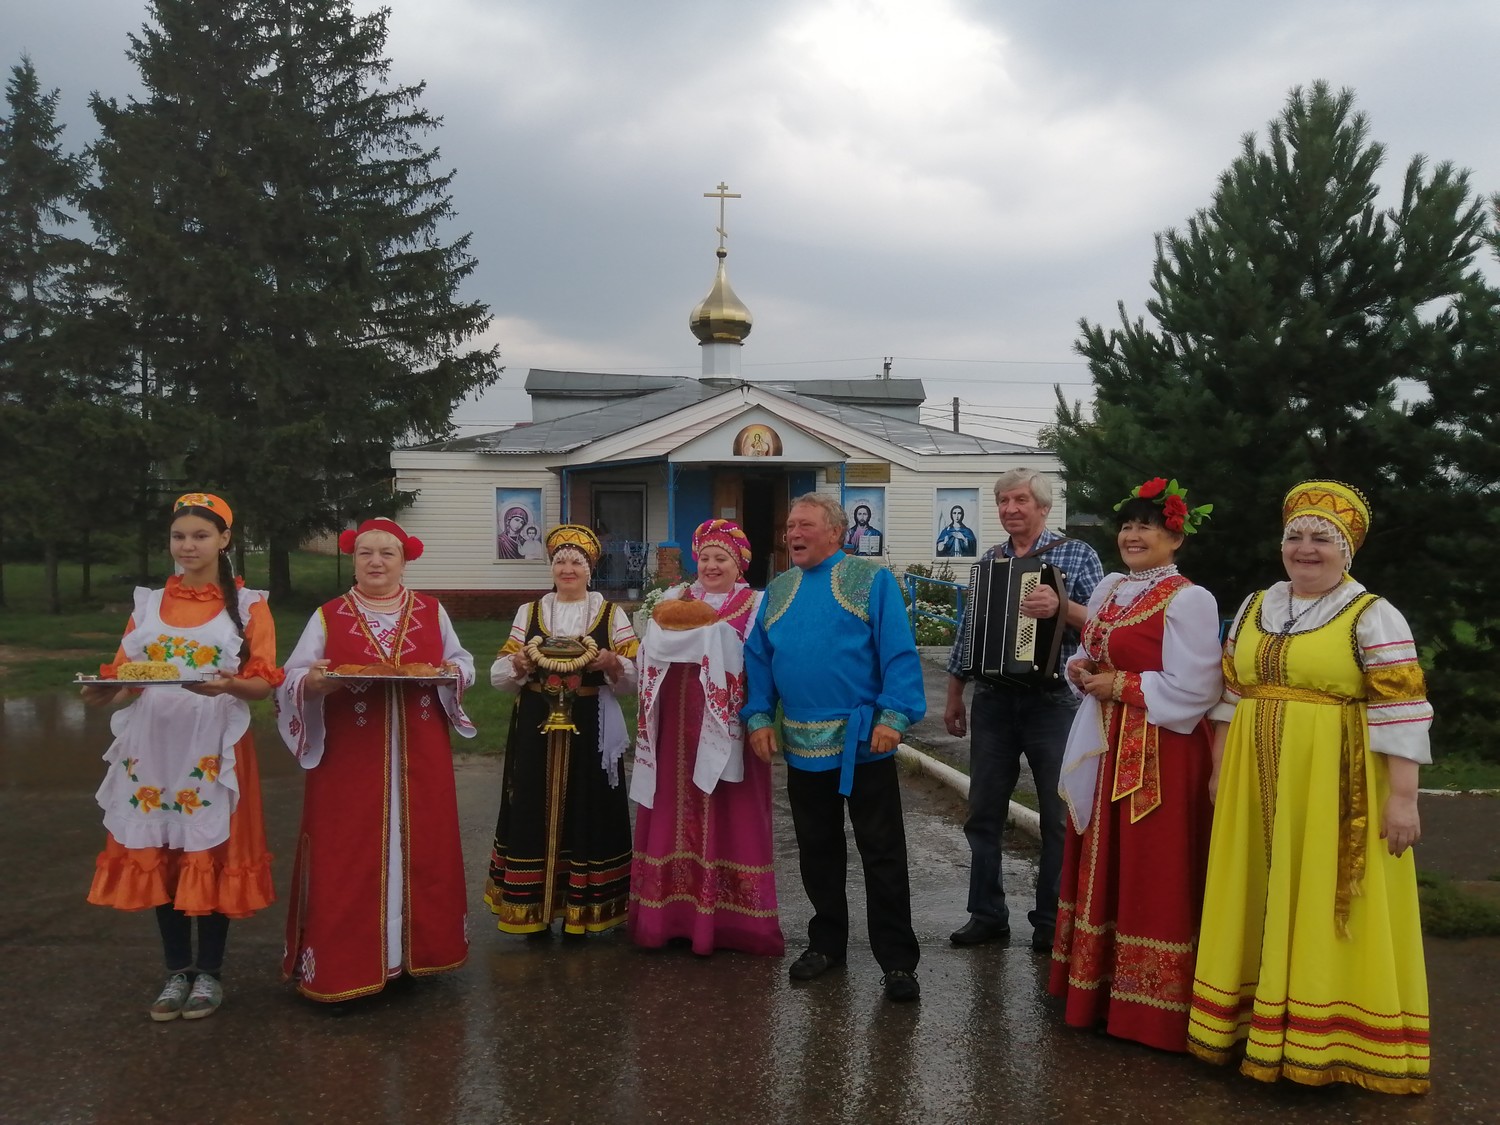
[6,0,1498,443]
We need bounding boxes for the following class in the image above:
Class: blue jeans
[963,683,1077,936]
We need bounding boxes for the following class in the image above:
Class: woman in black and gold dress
[485,524,640,937]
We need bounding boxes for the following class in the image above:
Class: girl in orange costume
[82,493,279,1021]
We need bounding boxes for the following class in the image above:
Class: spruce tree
[89,0,501,597]
[0,56,136,611]
[1051,82,1497,756]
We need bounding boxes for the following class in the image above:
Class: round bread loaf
[652,599,719,631]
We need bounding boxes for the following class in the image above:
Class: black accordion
[958,557,1069,689]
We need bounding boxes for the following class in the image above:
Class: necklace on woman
[1122,563,1178,584]
[1282,585,1338,633]
[352,586,407,614]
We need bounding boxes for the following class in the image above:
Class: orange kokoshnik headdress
[173,492,234,528]
[546,524,601,566]
[1282,480,1371,556]
[691,518,752,572]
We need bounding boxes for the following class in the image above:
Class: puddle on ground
[0,695,296,790]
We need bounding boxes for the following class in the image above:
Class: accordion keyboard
[1014,571,1039,661]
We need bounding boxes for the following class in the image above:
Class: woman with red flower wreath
[486,524,640,937]
[1049,478,1223,1051]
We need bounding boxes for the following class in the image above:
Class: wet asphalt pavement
[1,693,1497,1124]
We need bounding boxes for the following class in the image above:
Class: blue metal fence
[904,571,965,639]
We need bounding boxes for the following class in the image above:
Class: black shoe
[882,970,920,1003]
[788,949,843,981]
[949,918,1011,946]
[1031,931,1055,954]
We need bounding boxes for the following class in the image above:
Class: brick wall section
[655,545,682,585]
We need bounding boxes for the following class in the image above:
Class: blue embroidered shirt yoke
[742,553,927,796]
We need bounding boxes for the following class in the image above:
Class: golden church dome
[690,248,753,344]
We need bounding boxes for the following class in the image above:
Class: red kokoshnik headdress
[339,517,425,560]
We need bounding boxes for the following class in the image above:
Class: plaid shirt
[945,528,1104,680]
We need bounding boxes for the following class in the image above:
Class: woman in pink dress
[627,519,784,955]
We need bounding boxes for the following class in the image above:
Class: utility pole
[952,397,960,433]
[881,356,892,380]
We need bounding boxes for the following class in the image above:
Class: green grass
[3,554,642,749]
[1417,871,1500,938]
[1420,753,1500,792]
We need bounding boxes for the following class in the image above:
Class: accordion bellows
[958,557,1069,689]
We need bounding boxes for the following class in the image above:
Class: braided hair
[172,504,248,662]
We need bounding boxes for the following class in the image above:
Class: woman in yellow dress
[1187,481,1432,1094]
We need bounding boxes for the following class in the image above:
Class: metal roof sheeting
[412,374,1037,457]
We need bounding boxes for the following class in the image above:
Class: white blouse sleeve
[490,604,533,692]
[609,603,640,694]
[1140,583,1224,734]
[275,612,331,768]
[1358,598,1433,765]
[1208,591,1255,724]
[437,605,477,739]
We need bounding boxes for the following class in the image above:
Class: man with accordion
[943,470,1103,953]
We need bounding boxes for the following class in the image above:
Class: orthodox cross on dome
[703,181,741,251]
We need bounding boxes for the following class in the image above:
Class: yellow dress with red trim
[1187,582,1432,1094]
[1049,573,1221,1051]
[486,592,639,935]
[88,576,279,918]
[276,589,476,1002]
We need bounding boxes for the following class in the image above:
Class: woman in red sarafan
[1049,478,1221,1051]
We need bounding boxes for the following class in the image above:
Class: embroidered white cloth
[630,618,747,809]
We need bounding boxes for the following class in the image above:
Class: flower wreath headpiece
[1114,477,1213,535]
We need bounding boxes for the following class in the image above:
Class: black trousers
[786,756,919,973]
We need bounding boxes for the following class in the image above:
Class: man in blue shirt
[743,493,927,1002]
[944,470,1103,953]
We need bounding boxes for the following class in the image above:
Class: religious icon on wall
[732,423,783,457]
[495,487,544,560]
[843,486,885,556]
[934,487,980,558]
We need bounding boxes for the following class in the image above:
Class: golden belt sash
[1238,682,1366,939]
[1102,679,1160,824]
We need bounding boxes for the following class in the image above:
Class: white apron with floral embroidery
[95,586,255,852]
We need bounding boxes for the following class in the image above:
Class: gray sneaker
[181,974,223,1020]
[149,972,192,1021]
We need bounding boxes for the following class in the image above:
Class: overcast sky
[6,1,1499,445]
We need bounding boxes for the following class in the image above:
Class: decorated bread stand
[523,635,600,738]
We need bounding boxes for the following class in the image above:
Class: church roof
[415,377,1035,457]
[756,385,1033,455]
[421,381,724,453]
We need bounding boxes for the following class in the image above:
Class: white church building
[390,191,1064,614]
